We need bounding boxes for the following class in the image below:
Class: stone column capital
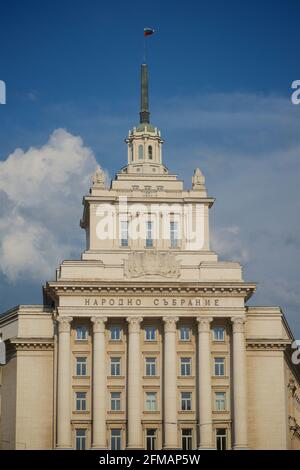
[91,316,107,333]
[126,316,143,333]
[197,316,213,333]
[163,316,179,332]
[57,316,73,333]
[231,316,246,333]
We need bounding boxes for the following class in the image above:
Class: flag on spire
[144,27,155,36]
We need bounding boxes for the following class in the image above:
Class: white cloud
[0,129,98,281]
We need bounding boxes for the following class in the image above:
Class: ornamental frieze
[124,251,181,278]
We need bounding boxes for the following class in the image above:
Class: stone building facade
[0,64,299,450]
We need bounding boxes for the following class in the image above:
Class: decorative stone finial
[192,167,205,190]
[92,165,106,188]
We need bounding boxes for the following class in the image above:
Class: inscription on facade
[83,297,221,308]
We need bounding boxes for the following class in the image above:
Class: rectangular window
[180,357,192,376]
[75,429,86,450]
[180,326,190,341]
[181,392,192,411]
[76,326,88,341]
[110,357,121,376]
[76,357,87,376]
[111,392,121,411]
[215,392,226,411]
[75,392,87,411]
[214,357,225,376]
[145,392,157,411]
[181,429,193,450]
[216,428,227,450]
[145,326,156,341]
[146,221,153,248]
[170,221,179,248]
[145,357,156,376]
[110,326,121,341]
[120,221,128,247]
[111,429,122,450]
[213,327,225,341]
[146,429,156,450]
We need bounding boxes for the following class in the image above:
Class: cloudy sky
[0,0,299,336]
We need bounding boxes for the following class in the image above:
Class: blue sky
[0,0,299,335]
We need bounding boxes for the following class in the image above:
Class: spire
[140,63,150,124]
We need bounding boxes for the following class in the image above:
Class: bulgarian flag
[144,27,155,36]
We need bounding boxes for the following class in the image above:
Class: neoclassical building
[0,64,299,451]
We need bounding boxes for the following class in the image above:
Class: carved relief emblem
[124,251,181,279]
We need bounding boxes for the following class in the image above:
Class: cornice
[9,337,54,351]
[246,339,291,351]
[45,281,256,301]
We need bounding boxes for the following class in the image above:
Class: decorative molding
[124,251,181,279]
[46,282,256,300]
[126,316,143,333]
[163,316,179,332]
[91,316,107,333]
[197,316,213,333]
[57,316,73,333]
[231,316,246,333]
[246,341,290,351]
[9,338,54,351]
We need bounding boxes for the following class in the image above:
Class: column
[231,316,248,449]
[126,316,143,449]
[91,316,107,449]
[56,316,73,449]
[197,317,213,449]
[163,316,179,449]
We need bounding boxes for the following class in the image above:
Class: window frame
[216,428,227,450]
[75,391,87,412]
[146,428,157,450]
[145,326,156,342]
[181,428,193,450]
[110,428,122,450]
[170,220,179,248]
[109,326,122,341]
[213,326,225,342]
[145,357,157,377]
[180,357,192,377]
[110,356,121,376]
[214,357,225,376]
[215,391,226,411]
[110,391,121,411]
[75,326,88,341]
[145,391,157,412]
[179,326,190,342]
[181,391,192,411]
[75,428,87,450]
[76,356,87,377]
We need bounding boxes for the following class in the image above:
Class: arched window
[129,144,133,161]
[138,145,143,160]
[148,145,153,160]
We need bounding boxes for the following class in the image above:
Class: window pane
[76,429,86,450]
[111,357,121,376]
[145,327,156,341]
[213,327,225,341]
[148,145,153,160]
[76,357,87,376]
[111,429,121,450]
[138,145,143,160]
[76,326,88,340]
[170,221,179,248]
[146,221,153,247]
[110,326,121,340]
[146,392,157,411]
[120,221,128,247]
[180,327,190,341]
[214,357,225,376]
